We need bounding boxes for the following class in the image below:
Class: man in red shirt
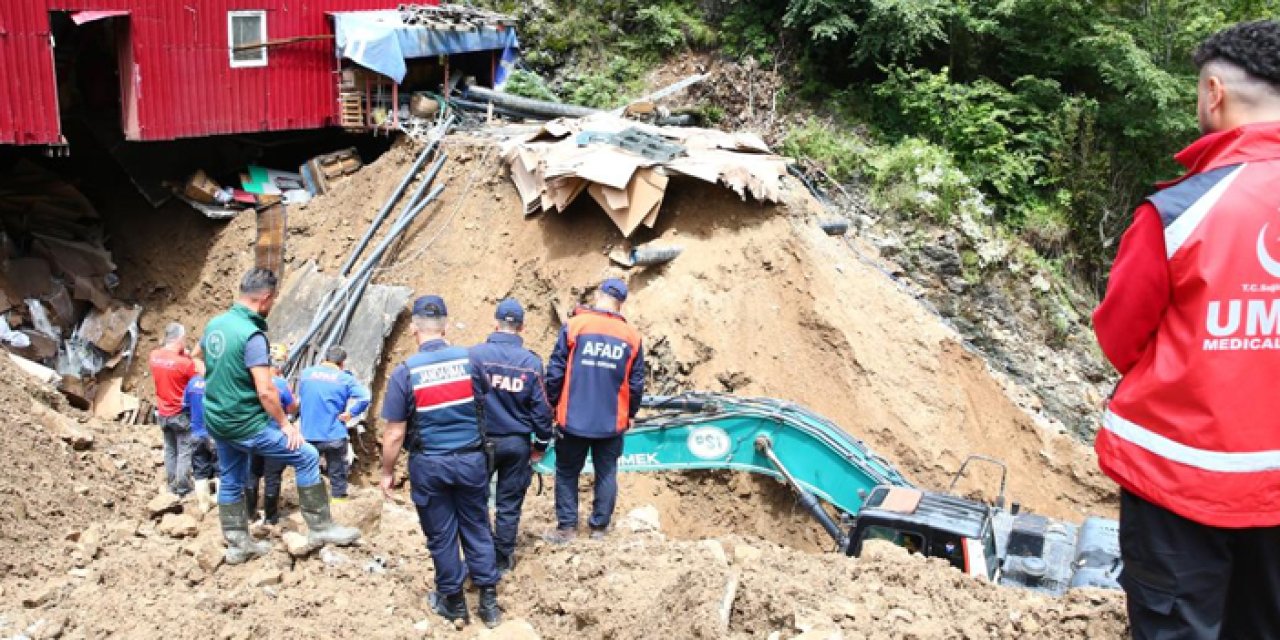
[1094,21,1280,638]
[149,322,203,497]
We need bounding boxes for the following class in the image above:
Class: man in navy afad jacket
[470,298,554,573]
[545,278,645,543]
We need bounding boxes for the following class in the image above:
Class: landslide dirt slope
[0,134,1135,638]
[110,134,1115,520]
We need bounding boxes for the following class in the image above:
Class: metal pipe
[286,186,439,370]
[338,113,453,277]
[316,184,447,356]
[755,435,849,548]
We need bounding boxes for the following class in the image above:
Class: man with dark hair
[202,268,359,564]
[545,278,645,544]
[248,347,300,525]
[149,322,202,497]
[379,295,502,628]
[469,298,554,575]
[297,345,371,501]
[1094,20,1280,638]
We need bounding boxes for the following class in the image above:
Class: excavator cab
[846,486,1000,582]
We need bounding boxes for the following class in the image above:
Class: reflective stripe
[1164,164,1246,259]
[1103,409,1280,472]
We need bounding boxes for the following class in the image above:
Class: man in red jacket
[1094,20,1280,638]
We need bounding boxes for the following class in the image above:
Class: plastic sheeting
[332,11,519,83]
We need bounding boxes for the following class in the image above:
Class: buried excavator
[533,392,1122,597]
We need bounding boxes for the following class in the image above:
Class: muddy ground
[0,132,1128,638]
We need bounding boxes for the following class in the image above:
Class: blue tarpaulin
[333,11,519,84]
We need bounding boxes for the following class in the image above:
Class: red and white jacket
[1094,121,1280,528]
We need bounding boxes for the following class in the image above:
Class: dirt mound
[8,131,1134,637]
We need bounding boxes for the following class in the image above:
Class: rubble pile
[0,160,142,413]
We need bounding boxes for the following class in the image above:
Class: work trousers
[1120,490,1280,639]
[159,413,193,496]
[409,450,499,595]
[213,426,321,505]
[554,433,623,531]
[188,436,219,480]
[261,438,349,497]
[489,435,533,559]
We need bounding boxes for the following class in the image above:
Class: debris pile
[501,114,790,236]
[0,161,142,411]
[177,148,365,220]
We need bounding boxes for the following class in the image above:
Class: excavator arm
[534,392,912,527]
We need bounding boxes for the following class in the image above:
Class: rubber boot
[244,486,260,524]
[193,479,213,514]
[219,500,270,565]
[297,483,361,546]
[477,586,502,628]
[430,591,469,625]
[263,494,280,525]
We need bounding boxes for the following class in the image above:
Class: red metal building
[0,0,431,145]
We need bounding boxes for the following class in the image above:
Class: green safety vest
[201,303,270,441]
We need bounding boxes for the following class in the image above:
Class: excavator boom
[534,392,910,518]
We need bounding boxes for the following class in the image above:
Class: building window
[228,11,267,68]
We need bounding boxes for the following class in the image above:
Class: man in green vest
[202,268,360,564]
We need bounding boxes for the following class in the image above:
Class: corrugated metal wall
[0,0,428,144]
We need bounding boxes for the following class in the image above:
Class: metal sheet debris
[500,114,789,236]
[269,261,412,387]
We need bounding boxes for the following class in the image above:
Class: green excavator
[533,392,1122,597]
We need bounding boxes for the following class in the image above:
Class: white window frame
[228,10,268,68]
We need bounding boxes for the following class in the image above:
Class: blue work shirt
[470,332,553,441]
[381,339,481,454]
[297,363,371,442]
[269,376,295,429]
[182,375,207,439]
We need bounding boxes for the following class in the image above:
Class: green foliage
[503,69,558,102]
[633,3,715,52]
[862,137,986,224]
[562,56,646,109]
[780,119,867,183]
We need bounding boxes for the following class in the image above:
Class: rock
[413,619,431,633]
[194,541,225,574]
[158,513,199,538]
[107,520,139,543]
[1019,615,1042,635]
[282,531,317,557]
[320,547,350,567]
[248,568,283,587]
[621,505,661,533]
[698,539,729,566]
[32,401,93,450]
[886,607,914,624]
[147,494,182,518]
[22,583,59,608]
[475,618,541,640]
[732,543,763,565]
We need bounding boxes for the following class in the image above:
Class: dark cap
[495,298,525,324]
[412,294,448,318]
[599,278,628,302]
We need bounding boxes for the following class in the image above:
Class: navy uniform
[469,298,554,573]
[380,295,500,627]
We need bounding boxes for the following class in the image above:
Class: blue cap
[412,294,448,318]
[495,298,525,324]
[599,278,628,302]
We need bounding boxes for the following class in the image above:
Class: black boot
[263,494,280,525]
[495,551,515,578]
[430,591,469,624]
[477,586,502,628]
[244,486,260,523]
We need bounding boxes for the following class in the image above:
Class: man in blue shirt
[182,374,218,513]
[298,345,371,500]
[380,295,502,629]
[469,298,553,575]
[254,351,301,525]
